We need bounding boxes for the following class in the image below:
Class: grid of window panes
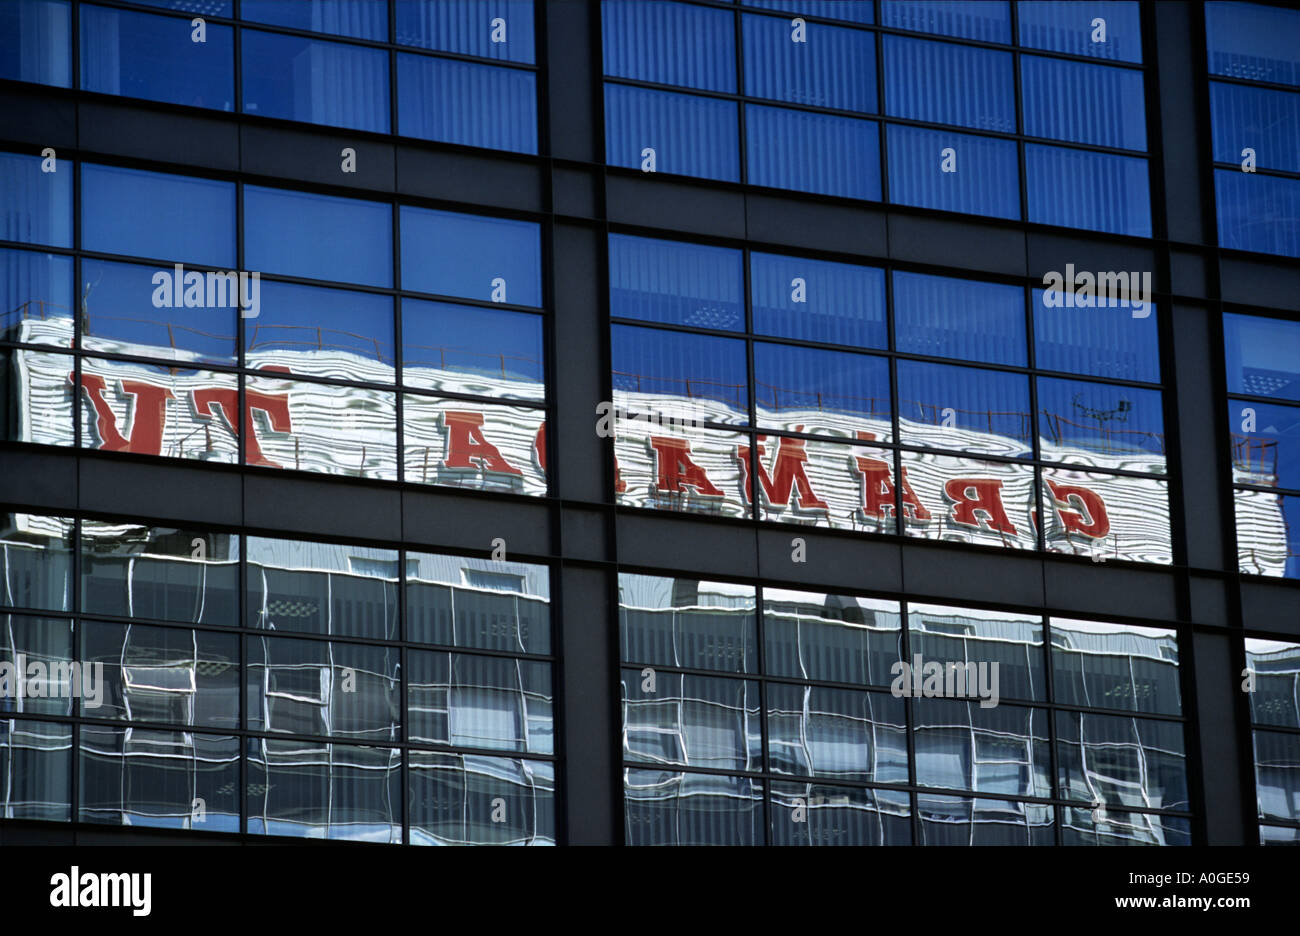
[0,0,537,154]
[0,510,556,843]
[619,572,1189,845]
[1224,313,1300,579]
[1205,1,1300,259]
[601,0,1151,235]
[0,151,548,497]
[1245,637,1300,845]
[609,233,1171,564]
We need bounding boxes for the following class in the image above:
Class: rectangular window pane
[1051,618,1180,716]
[1,151,72,248]
[1061,806,1190,845]
[241,29,390,133]
[242,0,388,40]
[754,342,891,439]
[1246,639,1300,728]
[410,753,555,844]
[918,794,1053,845]
[1056,710,1188,811]
[406,550,550,653]
[897,360,1033,457]
[775,783,912,845]
[619,573,758,674]
[399,206,540,306]
[403,299,543,401]
[82,164,234,266]
[884,35,1014,132]
[1205,1,1300,88]
[1025,143,1151,236]
[1236,489,1299,579]
[768,683,907,784]
[1229,400,1300,490]
[610,234,744,331]
[0,348,75,447]
[908,602,1045,702]
[407,650,552,753]
[1022,55,1146,151]
[764,590,901,687]
[396,0,536,63]
[754,436,896,533]
[1037,376,1165,473]
[1223,313,1300,402]
[1253,729,1300,824]
[881,0,1010,42]
[1033,288,1159,383]
[605,85,740,182]
[912,700,1050,796]
[894,271,1025,365]
[1215,169,1300,258]
[80,4,233,110]
[249,281,394,383]
[898,450,1037,550]
[1,247,73,346]
[1211,82,1300,174]
[1,718,71,820]
[751,252,886,348]
[403,394,547,495]
[613,324,748,425]
[1017,1,1142,64]
[887,124,1019,219]
[0,612,73,717]
[615,420,750,519]
[397,53,538,154]
[602,0,736,92]
[0,0,71,87]
[625,770,763,845]
[1042,469,1172,564]
[622,669,761,772]
[245,185,392,288]
[745,104,881,200]
[742,14,876,112]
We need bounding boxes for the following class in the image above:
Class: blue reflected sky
[751,252,886,348]
[400,206,541,306]
[1032,288,1159,383]
[248,280,394,381]
[1224,313,1300,402]
[1229,399,1300,490]
[403,298,543,398]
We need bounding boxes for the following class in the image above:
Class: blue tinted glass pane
[0,0,70,87]
[745,105,881,200]
[0,152,71,248]
[242,0,387,40]
[1224,314,1300,403]
[897,360,1033,456]
[1025,144,1150,236]
[82,164,233,265]
[0,248,73,345]
[611,324,749,423]
[894,271,1025,365]
[754,342,891,433]
[1239,494,1300,578]
[742,1,874,25]
[609,235,744,330]
[249,281,394,382]
[80,258,237,364]
[403,299,543,399]
[1022,56,1146,151]
[244,186,391,287]
[1205,1,1300,88]
[1211,83,1300,174]
[396,0,536,63]
[751,252,886,348]
[1032,288,1159,382]
[886,124,1019,219]
[1230,400,1300,491]
[80,5,233,110]
[241,30,389,133]
[742,14,876,112]
[400,207,540,306]
[1215,170,1300,258]
[1018,1,1142,63]
[881,1,1010,42]
[605,85,740,182]
[884,36,1014,133]
[397,53,537,154]
[132,0,232,13]
[1037,376,1165,469]
[602,0,736,92]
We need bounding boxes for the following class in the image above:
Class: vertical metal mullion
[886,265,903,534]
[874,3,888,205]
[399,544,409,845]
[69,518,80,826]
[238,533,247,835]
[233,0,243,115]
[388,0,398,137]
[1026,285,1046,556]
[1010,2,1028,223]
[1043,615,1062,846]
[755,585,769,845]
[743,248,757,524]
[394,200,404,485]
[734,5,747,186]
[900,598,920,845]
[236,179,246,471]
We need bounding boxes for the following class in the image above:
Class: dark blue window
[1037,376,1166,467]
[0,248,73,345]
[894,272,1025,366]
[1211,83,1300,174]
[886,124,1019,219]
[244,186,391,288]
[397,53,537,154]
[396,0,536,63]
[881,1,1011,43]
[609,235,744,331]
[884,35,1015,133]
[1205,2,1300,88]
[1021,56,1146,151]
[746,105,881,200]
[0,0,70,87]
[133,0,232,13]
[1229,400,1300,491]
[1017,1,1142,64]
[1025,144,1151,236]
[1215,170,1300,258]
[741,1,875,25]
[247,281,394,383]
[242,0,388,40]
[605,85,740,182]
[602,0,736,92]
[897,360,1033,456]
[1,151,72,248]
[399,207,541,307]
[402,299,544,400]
[1033,288,1159,383]
[741,14,876,113]
[754,343,891,434]
[80,258,237,365]
[241,29,390,133]
[611,325,749,422]
[751,252,886,348]
[80,4,234,111]
[82,164,234,266]
[1224,314,1300,403]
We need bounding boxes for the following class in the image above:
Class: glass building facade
[0,0,1296,847]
